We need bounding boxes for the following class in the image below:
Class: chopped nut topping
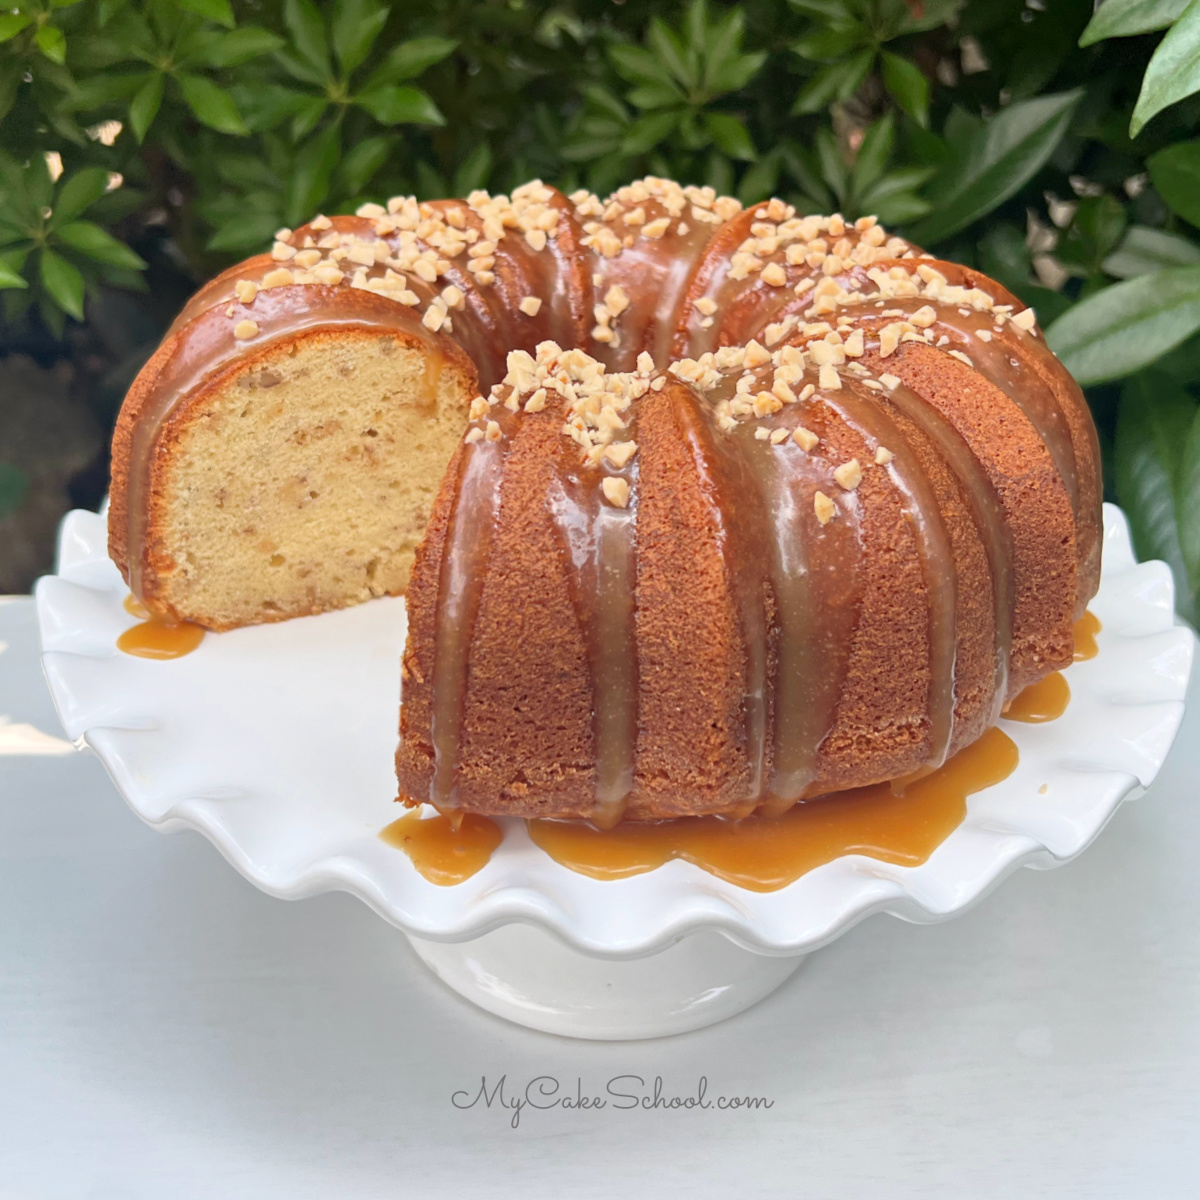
[874,446,894,465]
[422,305,447,332]
[604,440,638,467]
[519,295,542,316]
[769,427,789,444]
[879,372,901,390]
[464,427,484,443]
[642,217,671,239]
[601,476,631,507]
[1011,307,1037,332]
[233,319,259,340]
[234,280,257,304]
[485,419,502,441]
[814,490,836,524]
[833,458,863,490]
[524,387,548,413]
[760,262,787,287]
[604,284,630,315]
[818,363,841,390]
[754,427,771,441]
[793,426,818,451]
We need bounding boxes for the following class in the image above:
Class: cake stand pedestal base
[405,923,806,1040]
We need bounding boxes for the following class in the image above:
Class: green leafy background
[1,0,1199,618]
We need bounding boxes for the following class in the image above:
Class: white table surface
[1,593,1198,1199]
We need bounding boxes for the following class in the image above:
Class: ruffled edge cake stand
[35,504,1194,1039]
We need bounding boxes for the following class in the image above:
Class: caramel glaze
[532,725,1019,891]
[379,809,503,885]
[118,592,205,659]
[1003,671,1070,723]
[387,724,1018,888]
[1073,610,1101,660]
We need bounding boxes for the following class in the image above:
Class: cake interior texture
[135,329,473,630]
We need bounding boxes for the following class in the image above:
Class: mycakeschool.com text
[451,1075,775,1128]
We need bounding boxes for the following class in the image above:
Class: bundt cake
[108,176,1101,823]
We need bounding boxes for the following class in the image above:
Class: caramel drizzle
[547,442,640,828]
[881,381,1014,716]
[671,388,769,800]
[428,434,507,806]
[825,385,959,769]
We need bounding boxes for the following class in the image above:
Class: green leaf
[648,17,695,89]
[620,109,681,156]
[737,149,781,206]
[1114,373,1198,621]
[880,50,930,127]
[792,50,873,114]
[206,211,279,253]
[291,95,329,140]
[1131,0,1200,136]
[51,168,111,226]
[907,90,1082,244]
[1104,225,1200,277]
[363,36,457,88]
[793,27,863,62]
[0,14,33,43]
[853,113,894,196]
[1148,139,1200,226]
[284,121,341,228]
[129,71,164,142]
[339,134,391,194]
[177,0,235,28]
[39,248,85,320]
[177,73,248,135]
[35,24,66,64]
[453,142,493,195]
[610,44,674,89]
[0,463,29,519]
[55,220,145,269]
[354,84,444,126]
[1079,0,1189,47]
[703,113,756,161]
[0,258,27,289]
[283,0,330,80]
[332,0,390,76]
[1046,264,1200,383]
[195,27,285,68]
[1179,407,1200,597]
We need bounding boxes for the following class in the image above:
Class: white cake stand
[35,505,1193,1039]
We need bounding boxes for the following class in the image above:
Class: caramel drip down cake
[108,177,1101,822]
